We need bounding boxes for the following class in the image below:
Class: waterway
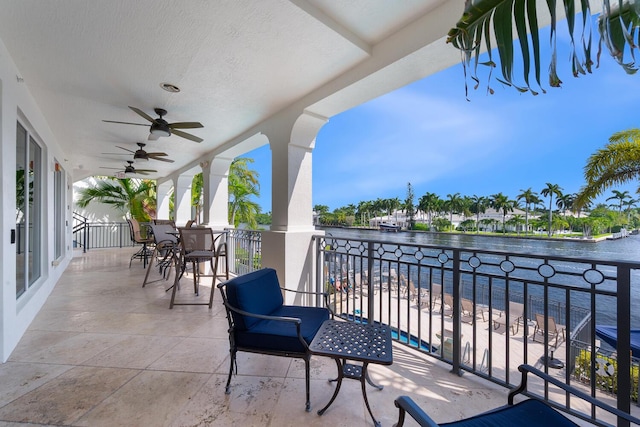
[322,227,640,328]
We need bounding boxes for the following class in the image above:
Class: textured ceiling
[0,0,462,180]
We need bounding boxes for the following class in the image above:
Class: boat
[380,222,401,232]
[595,325,640,358]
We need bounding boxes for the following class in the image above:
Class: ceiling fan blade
[128,106,155,123]
[116,146,135,154]
[172,128,203,143]
[146,151,168,156]
[101,152,130,155]
[149,156,174,163]
[99,167,123,170]
[169,121,204,129]
[102,120,148,126]
[135,169,157,173]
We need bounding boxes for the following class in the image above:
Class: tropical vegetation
[76,178,156,222]
[315,183,638,238]
[447,0,640,97]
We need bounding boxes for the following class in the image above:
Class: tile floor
[0,248,510,426]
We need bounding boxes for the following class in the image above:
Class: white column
[173,174,194,227]
[156,181,172,220]
[261,111,328,300]
[201,156,232,228]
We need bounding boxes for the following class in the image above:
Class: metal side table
[309,319,393,427]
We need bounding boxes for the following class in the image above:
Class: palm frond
[447,0,640,96]
[575,136,640,207]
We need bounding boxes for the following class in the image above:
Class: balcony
[2,229,640,426]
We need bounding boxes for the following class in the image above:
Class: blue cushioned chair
[217,268,331,412]
[393,364,640,426]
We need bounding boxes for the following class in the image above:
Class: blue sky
[246,18,640,214]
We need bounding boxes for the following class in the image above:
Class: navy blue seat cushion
[441,399,578,427]
[235,305,330,353]
[225,268,284,330]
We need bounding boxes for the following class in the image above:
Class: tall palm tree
[447,1,640,96]
[418,192,440,230]
[556,193,575,217]
[576,129,640,208]
[517,188,540,236]
[228,157,260,228]
[469,195,488,234]
[606,189,632,213]
[446,193,462,231]
[76,178,156,222]
[541,183,563,237]
[490,192,514,233]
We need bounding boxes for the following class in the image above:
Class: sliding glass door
[16,121,42,297]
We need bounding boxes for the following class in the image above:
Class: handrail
[72,211,89,252]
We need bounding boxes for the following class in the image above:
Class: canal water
[321,227,640,328]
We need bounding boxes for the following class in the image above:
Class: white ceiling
[0,0,463,180]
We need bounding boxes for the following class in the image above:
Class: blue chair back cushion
[441,399,578,427]
[225,268,284,330]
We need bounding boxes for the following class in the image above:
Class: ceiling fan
[103,106,204,142]
[102,142,175,163]
[100,160,157,176]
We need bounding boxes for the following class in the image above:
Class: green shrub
[573,349,639,402]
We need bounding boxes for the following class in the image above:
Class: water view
[322,227,640,328]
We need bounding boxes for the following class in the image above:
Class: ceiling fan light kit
[103,106,203,142]
[149,113,171,137]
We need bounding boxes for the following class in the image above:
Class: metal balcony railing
[313,233,640,427]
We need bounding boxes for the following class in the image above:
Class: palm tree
[446,193,462,231]
[76,177,156,222]
[418,192,440,230]
[576,129,640,208]
[622,198,638,223]
[517,188,540,236]
[447,1,640,96]
[556,193,575,217]
[541,183,563,237]
[490,192,514,233]
[228,157,260,228]
[469,195,488,234]
[606,189,632,213]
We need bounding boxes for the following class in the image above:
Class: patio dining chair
[533,313,566,347]
[142,223,179,287]
[169,227,228,309]
[153,218,176,228]
[127,218,154,268]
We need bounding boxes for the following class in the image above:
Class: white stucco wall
[0,37,73,362]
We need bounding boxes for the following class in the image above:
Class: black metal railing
[313,233,640,427]
[225,228,262,276]
[72,215,134,252]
